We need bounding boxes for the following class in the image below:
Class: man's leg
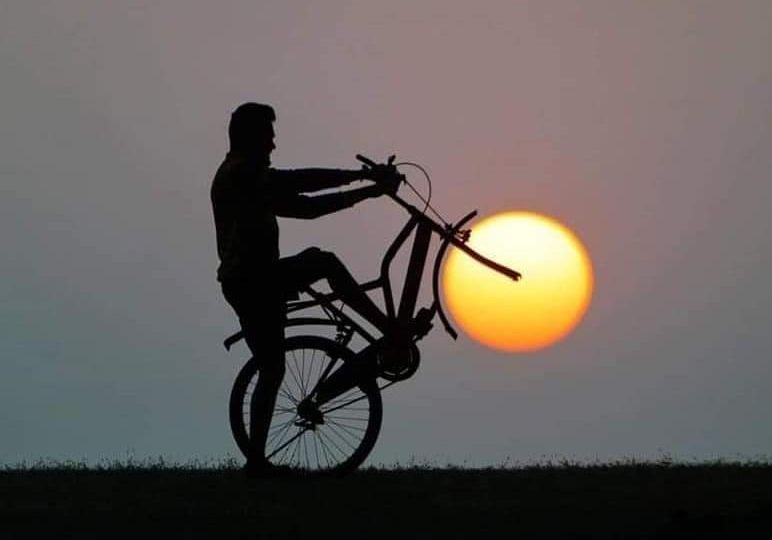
[242,307,286,471]
[283,248,389,332]
[222,279,287,472]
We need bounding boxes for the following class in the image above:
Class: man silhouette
[211,103,399,476]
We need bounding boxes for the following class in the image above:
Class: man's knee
[301,247,338,267]
[297,248,344,280]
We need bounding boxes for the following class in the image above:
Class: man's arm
[268,168,366,194]
[274,184,387,219]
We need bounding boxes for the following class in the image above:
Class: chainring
[376,343,421,382]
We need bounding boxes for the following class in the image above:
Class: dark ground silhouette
[2,463,771,538]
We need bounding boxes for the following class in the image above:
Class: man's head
[228,102,276,164]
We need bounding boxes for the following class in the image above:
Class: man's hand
[357,154,403,197]
[373,169,403,196]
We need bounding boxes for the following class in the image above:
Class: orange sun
[442,211,593,352]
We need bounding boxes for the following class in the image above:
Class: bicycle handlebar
[389,193,521,282]
[355,154,521,340]
[356,153,521,282]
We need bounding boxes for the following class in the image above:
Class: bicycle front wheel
[229,335,382,474]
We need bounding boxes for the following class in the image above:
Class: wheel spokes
[241,345,373,472]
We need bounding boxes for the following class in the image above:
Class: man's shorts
[221,247,330,354]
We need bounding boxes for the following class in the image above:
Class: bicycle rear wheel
[229,335,382,474]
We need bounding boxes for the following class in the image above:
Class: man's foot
[385,310,433,344]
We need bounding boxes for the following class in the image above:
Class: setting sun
[442,212,593,352]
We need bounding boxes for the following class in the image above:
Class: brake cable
[394,162,432,215]
[395,161,470,242]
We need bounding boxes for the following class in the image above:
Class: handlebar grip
[356,154,377,168]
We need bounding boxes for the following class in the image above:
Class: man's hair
[228,102,276,150]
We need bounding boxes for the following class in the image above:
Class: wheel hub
[296,399,325,427]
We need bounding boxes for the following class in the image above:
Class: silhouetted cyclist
[211,103,400,476]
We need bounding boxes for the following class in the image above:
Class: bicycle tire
[229,335,382,475]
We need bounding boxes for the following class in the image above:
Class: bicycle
[223,155,521,475]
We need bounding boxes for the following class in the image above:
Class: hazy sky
[2,1,771,466]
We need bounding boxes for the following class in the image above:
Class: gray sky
[2,1,771,465]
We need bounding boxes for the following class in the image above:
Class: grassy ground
[2,462,771,538]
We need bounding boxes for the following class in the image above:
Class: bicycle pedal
[294,418,320,430]
[412,307,435,338]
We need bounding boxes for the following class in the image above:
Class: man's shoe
[386,312,433,344]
